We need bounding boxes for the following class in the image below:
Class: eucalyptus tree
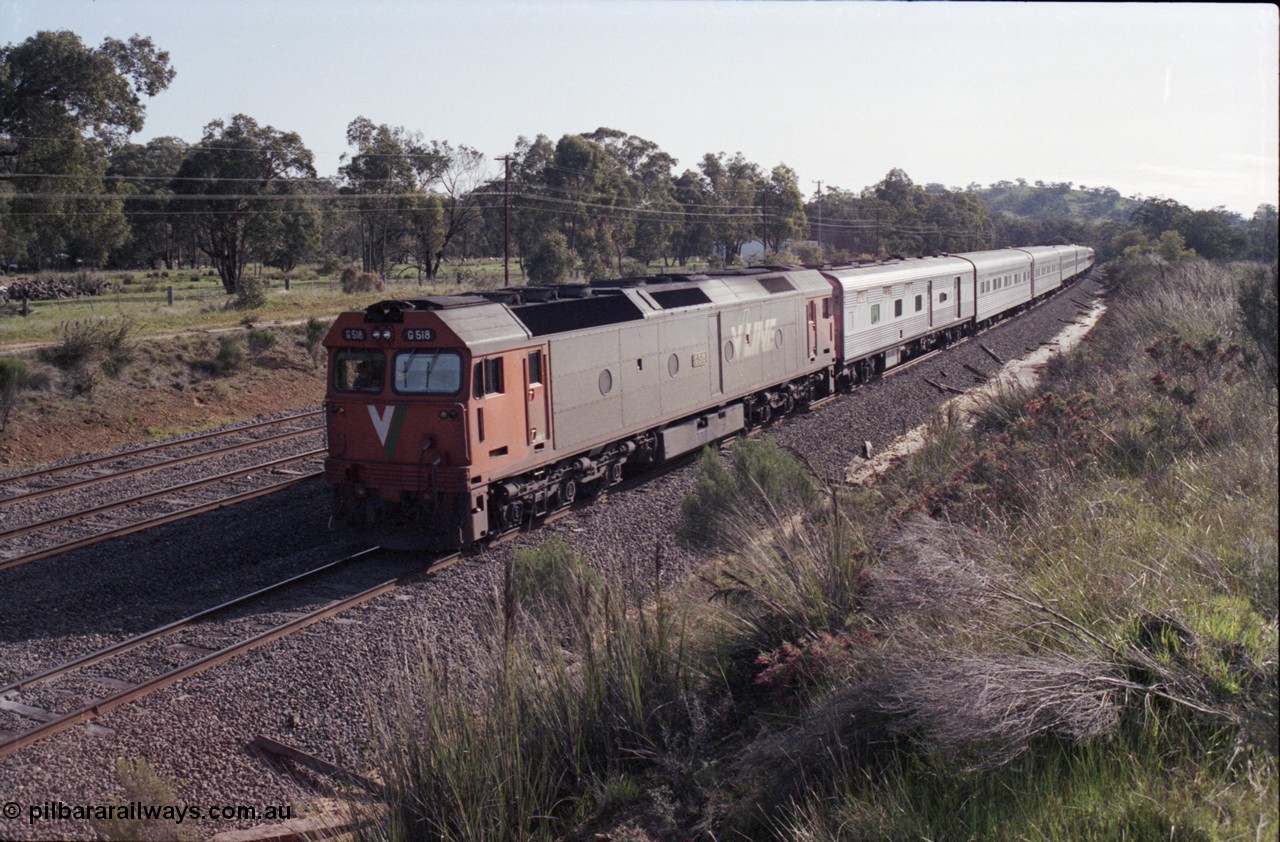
[0,30,174,266]
[508,134,559,263]
[406,140,488,279]
[340,117,422,277]
[106,135,187,268]
[171,114,316,293]
[672,169,716,266]
[758,164,807,256]
[699,152,765,262]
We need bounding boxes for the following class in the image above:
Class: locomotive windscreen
[511,295,645,337]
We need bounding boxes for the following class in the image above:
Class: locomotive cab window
[393,350,462,395]
[334,349,385,393]
[528,350,543,385]
[473,357,505,398]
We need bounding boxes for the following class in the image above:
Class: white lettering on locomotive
[727,317,778,360]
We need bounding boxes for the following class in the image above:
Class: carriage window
[393,350,462,395]
[870,303,881,325]
[939,292,949,303]
[915,294,923,312]
[334,350,385,393]
[894,299,903,318]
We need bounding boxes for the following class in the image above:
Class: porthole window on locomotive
[668,353,679,377]
[774,328,783,349]
[599,368,613,395]
[724,340,735,361]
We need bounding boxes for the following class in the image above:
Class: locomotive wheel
[606,462,623,486]
[504,501,524,528]
[558,477,578,507]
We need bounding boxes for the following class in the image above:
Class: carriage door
[955,276,962,319]
[525,349,548,451]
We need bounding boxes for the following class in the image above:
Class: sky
[3,0,1277,216]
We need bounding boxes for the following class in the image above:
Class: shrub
[512,538,602,617]
[232,275,268,310]
[525,232,575,284]
[37,318,135,394]
[211,335,246,375]
[93,757,195,842]
[317,255,345,277]
[245,327,276,360]
[679,435,818,547]
[340,262,384,293]
[302,317,328,368]
[1237,264,1278,383]
[0,356,30,431]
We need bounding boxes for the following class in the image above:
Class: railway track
[0,546,455,760]
[0,411,326,571]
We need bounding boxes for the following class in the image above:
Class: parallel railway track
[0,411,327,571]
[0,546,456,760]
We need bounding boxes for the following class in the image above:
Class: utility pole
[811,180,823,251]
[495,154,514,286]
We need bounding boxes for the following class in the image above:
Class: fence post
[21,297,28,317]
[284,276,290,291]
[167,286,174,306]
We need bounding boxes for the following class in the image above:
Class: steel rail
[0,450,325,543]
[0,424,323,507]
[0,409,323,487]
[0,547,385,697]
[0,461,324,572]
[0,549,464,761]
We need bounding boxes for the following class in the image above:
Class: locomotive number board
[403,328,436,342]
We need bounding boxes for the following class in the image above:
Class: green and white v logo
[367,404,407,459]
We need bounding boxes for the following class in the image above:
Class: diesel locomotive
[322,244,1094,547]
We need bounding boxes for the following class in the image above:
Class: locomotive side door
[806,300,818,362]
[524,347,549,451]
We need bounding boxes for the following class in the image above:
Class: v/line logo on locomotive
[726,316,781,359]
[367,404,406,457]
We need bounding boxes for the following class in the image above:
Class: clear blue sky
[4,1,1276,216]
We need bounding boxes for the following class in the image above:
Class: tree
[758,164,807,255]
[339,117,423,277]
[1177,207,1247,260]
[1249,204,1278,263]
[525,231,575,283]
[410,141,488,279]
[1,31,174,266]
[673,169,715,265]
[107,136,188,268]
[172,114,316,294]
[700,152,763,262]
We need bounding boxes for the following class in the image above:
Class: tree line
[3,31,1275,297]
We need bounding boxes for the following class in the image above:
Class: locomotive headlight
[439,409,450,419]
